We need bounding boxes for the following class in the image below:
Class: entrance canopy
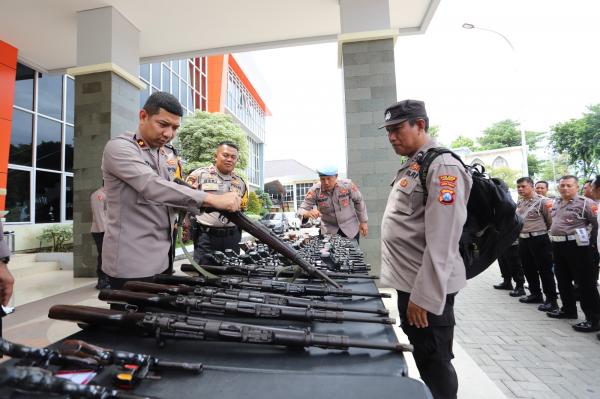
[0,0,439,72]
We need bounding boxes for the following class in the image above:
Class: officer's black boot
[509,285,526,297]
[537,298,559,312]
[519,293,544,304]
[493,279,513,290]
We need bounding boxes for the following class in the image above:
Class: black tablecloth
[1,278,432,399]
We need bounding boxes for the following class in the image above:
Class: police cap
[379,99,427,129]
[316,165,338,176]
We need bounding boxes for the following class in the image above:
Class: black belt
[199,225,239,237]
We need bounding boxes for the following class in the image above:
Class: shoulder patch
[438,188,455,205]
[592,203,598,216]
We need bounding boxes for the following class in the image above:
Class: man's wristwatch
[1,256,9,264]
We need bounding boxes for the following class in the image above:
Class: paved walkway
[455,265,600,399]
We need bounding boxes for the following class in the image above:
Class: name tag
[202,183,219,191]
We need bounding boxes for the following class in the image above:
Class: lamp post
[462,23,529,177]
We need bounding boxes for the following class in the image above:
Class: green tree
[450,135,476,150]
[246,191,262,215]
[176,111,249,175]
[477,119,544,176]
[428,125,440,139]
[551,104,600,176]
[254,188,273,216]
[538,153,572,183]
[487,166,520,189]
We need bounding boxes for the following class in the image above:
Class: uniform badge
[202,183,219,191]
[592,203,598,216]
[409,163,420,172]
[167,159,177,165]
[341,199,349,207]
[545,201,553,209]
[438,189,455,205]
[385,111,392,121]
[399,178,408,188]
[136,139,146,148]
[439,175,457,188]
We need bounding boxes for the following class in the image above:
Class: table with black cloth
[1,278,432,399]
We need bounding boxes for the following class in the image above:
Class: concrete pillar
[69,7,144,277]
[341,38,397,276]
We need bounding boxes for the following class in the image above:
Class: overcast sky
[235,0,600,172]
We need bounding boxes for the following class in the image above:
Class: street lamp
[462,23,529,177]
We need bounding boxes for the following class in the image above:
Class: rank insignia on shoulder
[438,189,455,205]
[409,163,420,172]
[136,139,146,148]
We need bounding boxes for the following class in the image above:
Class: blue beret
[316,166,338,176]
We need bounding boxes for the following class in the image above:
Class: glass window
[66,176,73,220]
[179,81,187,108]
[37,73,63,120]
[180,60,188,81]
[65,77,74,124]
[151,63,160,88]
[35,171,61,223]
[5,169,31,223]
[36,116,62,171]
[139,64,150,81]
[162,65,171,92]
[296,183,314,208]
[65,125,74,172]
[13,63,35,110]
[140,86,149,109]
[9,109,33,166]
[172,72,179,100]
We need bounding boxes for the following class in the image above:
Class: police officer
[546,175,599,333]
[101,92,241,290]
[535,180,551,198]
[380,100,471,399]
[297,166,368,244]
[515,177,558,311]
[0,222,15,336]
[185,141,248,264]
[90,185,109,289]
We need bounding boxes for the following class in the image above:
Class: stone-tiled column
[342,38,398,276]
[71,7,143,277]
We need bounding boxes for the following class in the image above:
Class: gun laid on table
[48,305,413,353]
[124,281,389,315]
[179,263,378,280]
[0,365,156,399]
[98,289,395,325]
[173,177,340,288]
[0,338,98,369]
[153,274,390,298]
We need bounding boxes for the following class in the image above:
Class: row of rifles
[1,229,412,399]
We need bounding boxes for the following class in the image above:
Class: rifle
[173,177,340,288]
[123,281,390,315]
[0,337,98,369]
[153,274,390,299]
[98,289,395,325]
[179,263,378,280]
[58,339,203,389]
[0,365,155,399]
[48,305,413,353]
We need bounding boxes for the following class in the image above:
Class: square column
[341,38,397,276]
[70,7,144,277]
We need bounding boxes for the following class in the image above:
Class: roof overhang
[0,0,440,73]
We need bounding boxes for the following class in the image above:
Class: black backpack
[416,148,523,279]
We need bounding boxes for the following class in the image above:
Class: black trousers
[497,244,525,286]
[91,232,105,277]
[193,228,242,264]
[397,291,458,399]
[553,241,600,321]
[337,229,360,244]
[519,235,557,300]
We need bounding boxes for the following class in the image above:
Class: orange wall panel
[206,55,225,113]
[0,40,18,212]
